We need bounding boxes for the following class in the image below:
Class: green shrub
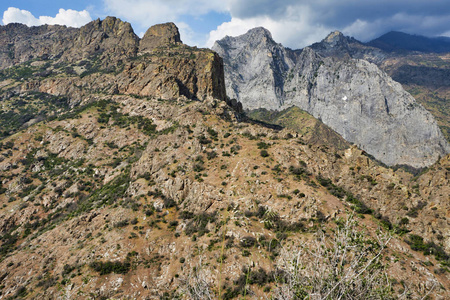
[206,151,217,160]
[257,142,270,149]
[240,236,257,248]
[90,260,130,275]
[198,135,211,144]
[184,212,217,236]
[260,150,269,157]
[207,127,218,139]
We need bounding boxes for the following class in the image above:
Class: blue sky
[2,1,450,49]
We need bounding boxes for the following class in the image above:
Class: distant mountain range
[367,31,450,53]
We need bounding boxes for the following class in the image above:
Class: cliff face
[115,46,226,101]
[213,29,450,168]
[0,18,226,103]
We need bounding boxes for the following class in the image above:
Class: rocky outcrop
[0,18,226,102]
[70,17,140,59]
[0,17,139,69]
[213,27,296,108]
[213,29,450,168]
[312,31,450,144]
[139,22,182,53]
[310,31,387,63]
[115,49,226,101]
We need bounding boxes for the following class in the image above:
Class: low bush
[90,260,131,275]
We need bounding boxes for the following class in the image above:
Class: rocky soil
[0,18,449,299]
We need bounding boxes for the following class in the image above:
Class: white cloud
[207,1,450,48]
[207,16,332,49]
[207,7,332,49]
[100,0,450,48]
[104,0,229,25]
[5,1,447,49]
[175,22,208,47]
[2,7,92,28]
[343,13,450,41]
[103,0,231,47]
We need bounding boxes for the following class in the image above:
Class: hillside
[0,19,449,299]
[247,106,350,151]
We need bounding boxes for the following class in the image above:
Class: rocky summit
[0,18,450,299]
[213,29,450,168]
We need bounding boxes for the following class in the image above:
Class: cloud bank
[209,0,450,48]
[2,7,92,28]
[102,0,450,48]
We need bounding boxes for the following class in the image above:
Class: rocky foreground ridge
[213,29,450,168]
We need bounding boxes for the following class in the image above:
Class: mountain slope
[0,19,225,139]
[376,52,450,142]
[2,92,449,298]
[308,30,450,143]
[0,19,449,299]
[213,29,450,168]
[248,106,350,150]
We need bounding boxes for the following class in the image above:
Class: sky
[1,1,450,49]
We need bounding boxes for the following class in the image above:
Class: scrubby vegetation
[90,260,131,275]
[0,63,447,299]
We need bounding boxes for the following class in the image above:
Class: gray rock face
[213,29,450,168]
[139,22,182,53]
[309,31,387,64]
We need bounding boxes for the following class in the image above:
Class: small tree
[273,215,394,299]
[178,256,215,300]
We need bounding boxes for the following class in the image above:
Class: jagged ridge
[0,17,226,103]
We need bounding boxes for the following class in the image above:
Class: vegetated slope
[0,19,449,299]
[1,93,449,299]
[213,29,449,168]
[0,17,226,126]
[247,106,350,151]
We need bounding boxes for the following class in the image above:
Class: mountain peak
[245,27,273,39]
[309,30,353,58]
[324,30,344,42]
[368,30,450,53]
[140,22,182,52]
[321,30,348,47]
[213,28,450,168]
[213,27,276,57]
